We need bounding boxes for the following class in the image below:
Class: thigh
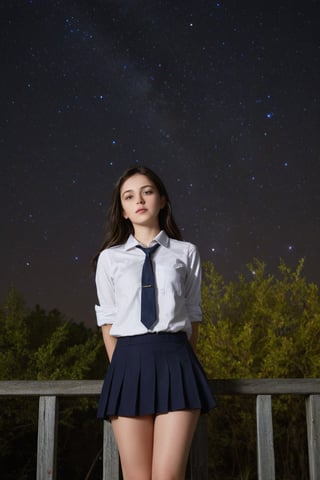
[111,415,154,480]
[152,409,200,480]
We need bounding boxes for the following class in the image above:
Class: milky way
[1,0,319,326]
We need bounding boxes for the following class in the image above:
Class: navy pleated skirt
[97,332,216,419]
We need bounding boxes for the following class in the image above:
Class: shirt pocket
[156,262,186,296]
[115,260,142,298]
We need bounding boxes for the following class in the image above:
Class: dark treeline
[0,289,106,479]
[0,258,319,479]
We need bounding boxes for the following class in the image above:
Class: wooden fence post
[256,395,275,480]
[102,420,119,480]
[306,394,320,480]
[37,396,58,480]
[188,415,208,480]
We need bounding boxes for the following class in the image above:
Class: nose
[136,195,145,204]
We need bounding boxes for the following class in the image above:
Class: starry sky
[1,0,320,327]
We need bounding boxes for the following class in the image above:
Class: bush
[198,259,320,479]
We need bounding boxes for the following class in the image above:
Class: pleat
[154,347,169,412]
[97,332,216,420]
[119,345,141,416]
[169,345,187,410]
[139,346,156,414]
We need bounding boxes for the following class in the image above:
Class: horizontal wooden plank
[0,380,102,396]
[0,379,320,397]
[210,379,320,395]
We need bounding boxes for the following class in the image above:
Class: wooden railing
[0,379,319,480]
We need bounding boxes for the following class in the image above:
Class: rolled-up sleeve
[95,251,117,326]
[185,245,202,322]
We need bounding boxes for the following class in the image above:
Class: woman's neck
[133,226,161,247]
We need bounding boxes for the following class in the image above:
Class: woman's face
[120,174,166,230]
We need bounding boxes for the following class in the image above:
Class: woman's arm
[101,324,118,361]
[189,322,199,352]
[184,245,202,351]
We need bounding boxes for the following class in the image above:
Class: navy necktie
[137,243,160,329]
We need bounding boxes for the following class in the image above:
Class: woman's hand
[189,322,199,352]
[101,324,118,361]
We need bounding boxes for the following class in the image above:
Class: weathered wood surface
[306,395,320,480]
[256,395,275,480]
[188,414,208,480]
[37,396,58,480]
[1,379,320,480]
[103,420,119,480]
[0,380,102,396]
[1,378,320,396]
[211,378,320,395]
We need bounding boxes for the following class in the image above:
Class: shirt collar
[124,230,170,251]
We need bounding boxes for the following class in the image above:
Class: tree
[198,259,320,480]
[1,258,319,479]
[0,288,106,479]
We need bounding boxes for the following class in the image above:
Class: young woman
[93,166,216,480]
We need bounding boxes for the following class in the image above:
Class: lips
[136,208,147,214]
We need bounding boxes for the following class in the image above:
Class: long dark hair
[92,166,182,270]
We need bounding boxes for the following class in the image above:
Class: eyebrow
[121,184,154,196]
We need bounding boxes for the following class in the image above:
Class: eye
[143,189,153,195]
[124,194,133,200]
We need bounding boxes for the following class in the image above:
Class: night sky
[2,0,320,327]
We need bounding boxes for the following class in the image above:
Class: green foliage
[0,288,105,381]
[0,288,106,479]
[198,258,320,479]
[1,259,319,479]
[199,258,320,379]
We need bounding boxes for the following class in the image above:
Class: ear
[122,209,128,219]
[160,195,166,209]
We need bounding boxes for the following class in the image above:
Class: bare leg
[152,409,200,480]
[111,415,154,480]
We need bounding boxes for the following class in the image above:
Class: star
[1,0,318,329]
[266,112,274,119]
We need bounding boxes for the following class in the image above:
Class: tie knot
[137,243,160,257]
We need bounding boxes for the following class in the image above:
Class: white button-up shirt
[95,230,202,338]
